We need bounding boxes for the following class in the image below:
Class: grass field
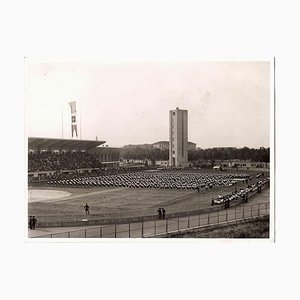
[165,216,270,238]
[28,169,269,224]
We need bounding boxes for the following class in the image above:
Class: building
[153,140,196,151]
[155,160,169,168]
[123,144,153,150]
[216,159,270,170]
[169,107,188,167]
[152,141,169,150]
[90,146,121,168]
[188,142,196,150]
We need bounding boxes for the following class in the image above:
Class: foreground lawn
[166,216,269,238]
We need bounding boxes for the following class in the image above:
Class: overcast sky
[26,61,270,148]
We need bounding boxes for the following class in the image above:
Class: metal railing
[33,202,269,238]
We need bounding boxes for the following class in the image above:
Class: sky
[26,61,270,148]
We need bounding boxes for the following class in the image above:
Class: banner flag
[68,101,76,113]
[68,101,78,138]
[71,124,78,137]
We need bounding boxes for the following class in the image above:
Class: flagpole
[80,107,82,140]
[61,103,63,139]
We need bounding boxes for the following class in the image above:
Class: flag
[68,101,78,138]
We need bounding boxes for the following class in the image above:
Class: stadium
[28,136,270,238]
[27,67,271,238]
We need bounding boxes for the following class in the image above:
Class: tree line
[121,146,270,163]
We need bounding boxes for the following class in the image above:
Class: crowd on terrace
[28,151,101,172]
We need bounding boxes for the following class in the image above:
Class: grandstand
[28,137,121,181]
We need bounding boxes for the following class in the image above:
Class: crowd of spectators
[28,151,102,172]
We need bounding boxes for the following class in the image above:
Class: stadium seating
[28,151,101,172]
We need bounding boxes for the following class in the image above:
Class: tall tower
[169,107,188,167]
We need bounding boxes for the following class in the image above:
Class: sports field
[28,169,269,226]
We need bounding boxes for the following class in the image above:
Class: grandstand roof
[28,137,106,151]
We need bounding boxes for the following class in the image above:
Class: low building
[188,142,197,150]
[218,160,270,170]
[91,146,121,168]
[155,160,169,167]
[152,141,169,150]
[152,140,196,151]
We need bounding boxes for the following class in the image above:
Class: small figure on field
[84,203,90,215]
[32,216,37,230]
[29,216,33,229]
[157,207,162,219]
[224,199,230,209]
[162,208,166,219]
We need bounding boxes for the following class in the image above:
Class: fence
[33,202,269,238]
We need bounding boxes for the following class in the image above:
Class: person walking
[32,216,37,230]
[84,203,90,215]
[157,208,162,219]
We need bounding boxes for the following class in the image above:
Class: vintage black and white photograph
[26,60,272,239]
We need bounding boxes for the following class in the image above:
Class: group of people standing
[28,216,37,230]
[157,207,166,219]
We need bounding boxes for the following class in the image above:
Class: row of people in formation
[48,171,251,190]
